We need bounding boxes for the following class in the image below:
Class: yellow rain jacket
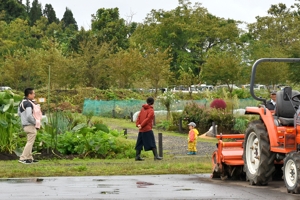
[188,128,199,152]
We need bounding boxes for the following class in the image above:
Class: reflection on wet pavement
[0,174,299,200]
[0,178,44,183]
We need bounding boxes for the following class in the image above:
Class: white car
[0,86,12,91]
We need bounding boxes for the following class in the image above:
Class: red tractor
[211,58,300,193]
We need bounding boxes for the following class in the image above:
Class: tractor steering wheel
[292,93,300,102]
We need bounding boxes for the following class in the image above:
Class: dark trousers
[135,130,157,151]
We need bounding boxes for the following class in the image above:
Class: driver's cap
[271,90,277,95]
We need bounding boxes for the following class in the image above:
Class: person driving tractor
[266,90,276,110]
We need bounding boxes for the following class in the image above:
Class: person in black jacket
[266,90,276,110]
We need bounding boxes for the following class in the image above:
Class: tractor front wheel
[243,120,275,185]
[283,152,300,193]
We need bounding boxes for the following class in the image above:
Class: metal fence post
[178,117,183,132]
[123,128,127,139]
[212,122,216,136]
[130,112,133,122]
[158,133,163,157]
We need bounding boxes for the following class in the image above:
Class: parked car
[215,84,240,90]
[0,86,12,91]
[197,84,214,92]
[242,84,267,90]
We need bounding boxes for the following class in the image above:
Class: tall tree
[91,8,130,49]
[131,0,241,78]
[43,4,58,24]
[29,0,42,26]
[25,0,30,14]
[107,47,143,88]
[61,7,78,30]
[142,46,172,96]
[201,50,242,94]
[245,3,299,86]
[0,0,27,23]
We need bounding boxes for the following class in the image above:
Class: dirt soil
[112,125,216,157]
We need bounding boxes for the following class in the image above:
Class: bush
[210,99,226,109]
[182,101,235,134]
[233,117,249,133]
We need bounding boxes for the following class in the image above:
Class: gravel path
[120,127,216,157]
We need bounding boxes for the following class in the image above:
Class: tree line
[1,0,300,95]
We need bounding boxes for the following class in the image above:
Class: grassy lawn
[0,156,212,178]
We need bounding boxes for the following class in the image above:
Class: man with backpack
[18,88,41,164]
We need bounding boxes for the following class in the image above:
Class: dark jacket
[136,104,154,132]
[266,100,276,110]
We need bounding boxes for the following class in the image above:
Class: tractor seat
[277,117,294,126]
[275,89,300,126]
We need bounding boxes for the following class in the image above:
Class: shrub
[233,117,249,133]
[182,101,235,134]
[210,99,226,109]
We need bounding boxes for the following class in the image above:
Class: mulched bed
[0,153,18,161]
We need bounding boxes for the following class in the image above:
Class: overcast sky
[37,0,296,29]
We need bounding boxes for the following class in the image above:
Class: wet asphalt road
[0,174,299,200]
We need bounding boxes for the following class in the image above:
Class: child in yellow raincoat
[187,122,199,155]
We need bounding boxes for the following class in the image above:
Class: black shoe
[154,156,163,161]
[18,159,32,164]
[135,150,144,161]
[152,148,163,161]
[31,160,39,163]
[135,157,145,161]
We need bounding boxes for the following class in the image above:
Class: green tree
[142,46,172,96]
[201,50,242,94]
[107,48,143,88]
[245,3,297,86]
[91,8,130,49]
[0,0,27,23]
[246,41,289,88]
[43,4,59,24]
[29,0,42,26]
[61,7,78,30]
[131,0,241,78]
[77,36,113,89]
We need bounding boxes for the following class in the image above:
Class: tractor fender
[245,106,279,147]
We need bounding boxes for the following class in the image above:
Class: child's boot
[187,151,193,155]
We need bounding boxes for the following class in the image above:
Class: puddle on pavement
[97,184,113,188]
[175,188,194,191]
[136,181,154,188]
[0,178,44,183]
[93,179,105,182]
[100,189,119,194]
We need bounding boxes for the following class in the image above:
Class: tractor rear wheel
[243,120,275,185]
[283,151,300,193]
[211,150,221,178]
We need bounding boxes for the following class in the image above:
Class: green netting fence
[82,98,260,118]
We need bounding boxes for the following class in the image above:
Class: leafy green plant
[233,117,249,133]
[0,91,22,153]
[44,110,71,150]
[156,120,171,130]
